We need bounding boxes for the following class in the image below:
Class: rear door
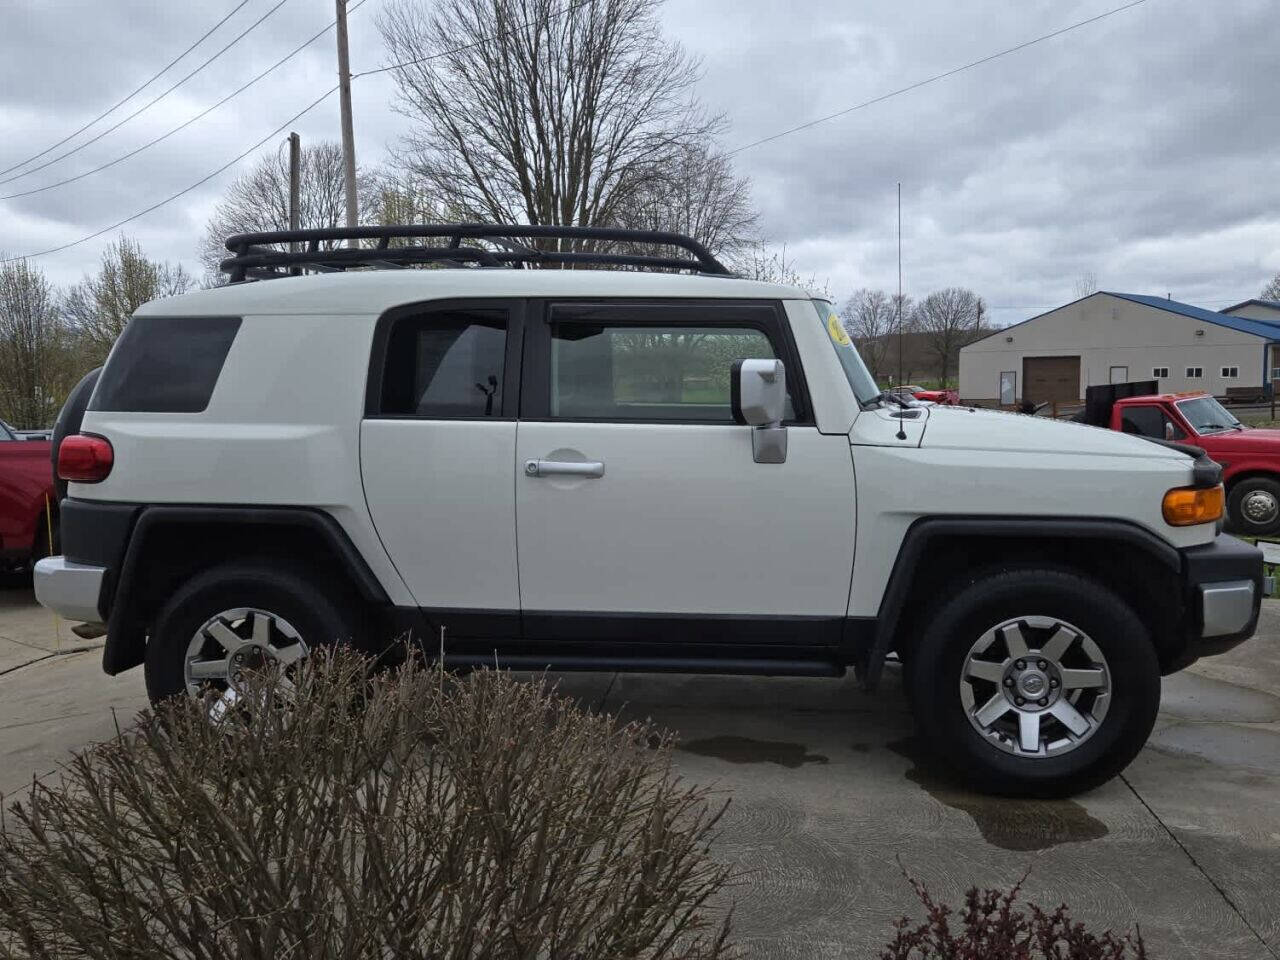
[514,299,855,646]
[361,300,524,636]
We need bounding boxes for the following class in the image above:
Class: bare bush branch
[0,654,735,959]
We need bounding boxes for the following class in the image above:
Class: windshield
[811,300,880,406]
[1176,395,1242,435]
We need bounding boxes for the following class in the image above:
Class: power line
[0,86,338,264]
[0,0,369,202]
[727,0,1149,156]
[0,0,293,188]
[0,0,255,180]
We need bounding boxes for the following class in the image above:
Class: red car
[0,422,56,569]
[896,384,960,405]
[1089,385,1280,535]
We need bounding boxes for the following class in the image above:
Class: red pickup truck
[0,422,56,570]
[1082,382,1280,535]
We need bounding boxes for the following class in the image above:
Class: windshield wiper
[874,391,910,409]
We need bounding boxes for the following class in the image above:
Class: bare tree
[377,0,719,236]
[733,243,830,296]
[1073,271,1098,300]
[840,289,894,381]
[62,236,193,366]
[0,257,71,429]
[1261,272,1280,301]
[914,287,985,385]
[200,141,380,280]
[614,142,758,261]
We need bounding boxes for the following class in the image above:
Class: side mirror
[731,358,788,463]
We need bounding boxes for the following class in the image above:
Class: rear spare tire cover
[51,367,102,501]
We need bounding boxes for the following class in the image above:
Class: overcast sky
[1,0,1276,328]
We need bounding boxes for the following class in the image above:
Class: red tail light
[58,434,114,483]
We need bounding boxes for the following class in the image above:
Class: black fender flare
[103,505,392,675]
[864,516,1182,689]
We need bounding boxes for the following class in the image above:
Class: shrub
[0,654,733,959]
[882,869,1149,960]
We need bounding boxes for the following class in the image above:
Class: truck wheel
[907,568,1160,797]
[1227,477,1280,536]
[144,561,361,714]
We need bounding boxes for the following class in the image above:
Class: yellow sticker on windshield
[827,313,851,346]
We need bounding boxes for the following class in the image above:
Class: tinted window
[1119,406,1164,437]
[90,316,241,413]
[1119,405,1186,440]
[549,322,793,422]
[379,307,507,417]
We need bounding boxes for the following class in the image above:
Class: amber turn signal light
[1162,485,1223,526]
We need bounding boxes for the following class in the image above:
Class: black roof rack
[220,223,732,282]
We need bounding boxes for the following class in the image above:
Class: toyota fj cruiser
[34,224,1262,797]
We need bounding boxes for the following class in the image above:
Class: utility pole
[288,131,301,275]
[335,0,358,248]
[896,182,903,387]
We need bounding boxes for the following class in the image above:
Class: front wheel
[1227,476,1280,536]
[907,568,1160,797]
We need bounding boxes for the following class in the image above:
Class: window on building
[1272,367,1280,381]
[1221,366,1239,379]
[1152,366,1169,378]
[1186,367,1203,379]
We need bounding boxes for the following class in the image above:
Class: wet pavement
[0,579,1277,958]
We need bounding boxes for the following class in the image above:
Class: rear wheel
[144,561,361,713]
[1227,476,1280,536]
[907,568,1160,797]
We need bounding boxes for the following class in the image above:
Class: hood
[916,405,1187,460]
[1194,426,1280,453]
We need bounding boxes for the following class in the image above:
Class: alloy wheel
[959,615,1111,757]
[184,607,309,721]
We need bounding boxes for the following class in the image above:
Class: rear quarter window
[90,315,242,413]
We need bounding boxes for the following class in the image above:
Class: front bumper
[33,556,107,623]
[1179,534,1263,659]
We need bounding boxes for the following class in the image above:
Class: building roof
[1222,298,1280,315]
[1103,292,1280,340]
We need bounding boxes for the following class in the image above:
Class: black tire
[144,561,361,707]
[1227,476,1280,536]
[907,568,1160,798]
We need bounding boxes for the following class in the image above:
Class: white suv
[34,224,1262,796]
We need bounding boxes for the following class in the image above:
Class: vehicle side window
[548,320,795,422]
[379,307,508,418]
[0,422,13,441]
[1120,405,1184,440]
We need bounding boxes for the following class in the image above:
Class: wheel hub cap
[1243,491,1278,524]
[960,615,1112,758]
[184,608,308,720]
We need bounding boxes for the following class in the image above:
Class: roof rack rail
[220,223,733,282]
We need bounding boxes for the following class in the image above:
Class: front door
[361,300,524,636]
[514,300,855,645]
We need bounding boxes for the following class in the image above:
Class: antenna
[896,182,903,387]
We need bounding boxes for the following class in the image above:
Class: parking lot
[2,578,1277,959]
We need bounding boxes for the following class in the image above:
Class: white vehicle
[34,224,1262,797]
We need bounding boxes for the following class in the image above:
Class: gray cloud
[1,0,1277,327]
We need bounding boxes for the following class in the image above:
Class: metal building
[958,292,1280,406]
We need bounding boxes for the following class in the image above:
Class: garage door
[1022,356,1081,405]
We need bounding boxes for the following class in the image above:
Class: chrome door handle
[524,459,605,478]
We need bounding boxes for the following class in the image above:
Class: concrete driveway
[1,578,1277,959]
